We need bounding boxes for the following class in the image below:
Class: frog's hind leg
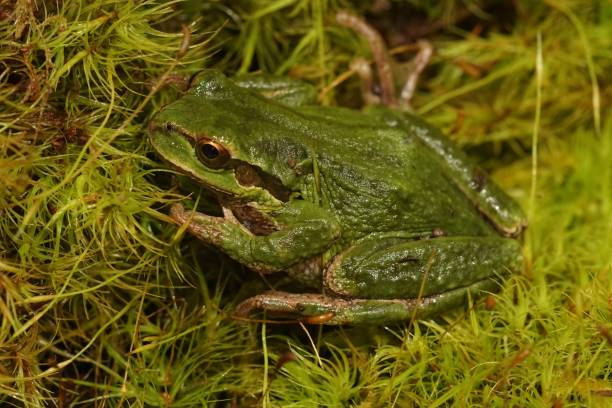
[234,278,499,325]
[386,110,528,236]
[324,236,522,301]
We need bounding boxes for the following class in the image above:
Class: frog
[148,68,526,325]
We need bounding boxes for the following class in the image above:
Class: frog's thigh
[235,279,499,325]
[325,236,522,299]
[395,112,527,236]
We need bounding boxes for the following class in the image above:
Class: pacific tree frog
[149,16,526,325]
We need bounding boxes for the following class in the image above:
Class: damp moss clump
[1,0,610,406]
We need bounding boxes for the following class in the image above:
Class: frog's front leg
[235,278,499,325]
[170,201,341,274]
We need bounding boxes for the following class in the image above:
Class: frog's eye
[195,139,230,169]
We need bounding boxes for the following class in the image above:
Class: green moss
[1,0,610,406]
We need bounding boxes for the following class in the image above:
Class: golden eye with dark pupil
[195,140,230,169]
[201,143,219,159]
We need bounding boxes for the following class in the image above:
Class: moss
[1,0,610,406]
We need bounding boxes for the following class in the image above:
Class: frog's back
[182,74,500,241]
[294,105,496,241]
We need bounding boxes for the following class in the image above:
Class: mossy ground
[1,1,610,406]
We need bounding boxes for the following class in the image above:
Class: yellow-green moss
[1,0,610,406]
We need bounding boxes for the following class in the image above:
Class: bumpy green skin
[149,70,526,325]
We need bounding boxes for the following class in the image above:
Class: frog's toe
[169,203,186,220]
[234,291,338,323]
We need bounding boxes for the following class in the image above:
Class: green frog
[149,70,526,325]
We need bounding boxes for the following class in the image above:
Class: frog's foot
[398,40,433,108]
[235,278,499,325]
[349,57,381,105]
[336,10,396,106]
[336,11,433,109]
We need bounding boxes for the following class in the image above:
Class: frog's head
[149,70,309,211]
